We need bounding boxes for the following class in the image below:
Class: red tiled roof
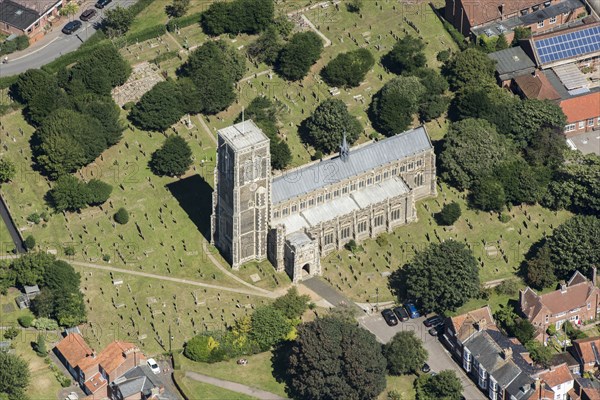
[513,72,561,101]
[573,336,600,365]
[97,341,139,375]
[450,306,496,342]
[55,333,93,369]
[560,92,600,124]
[83,372,107,394]
[537,281,596,315]
[463,0,549,28]
[538,364,573,388]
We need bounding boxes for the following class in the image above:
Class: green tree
[544,153,600,215]
[47,175,90,212]
[0,159,16,183]
[86,179,112,206]
[166,0,190,17]
[247,26,282,66]
[278,317,386,400]
[524,127,568,168]
[33,333,47,357]
[0,352,30,400]
[436,202,461,226]
[35,129,87,179]
[23,235,36,251]
[439,118,516,191]
[415,370,462,400]
[382,35,426,75]
[54,292,87,327]
[59,2,78,17]
[201,0,273,35]
[114,207,129,225]
[102,6,134,36]
[512,27,532,45]
[527,342,552,367]
[321,48,375,88]
[369,76,425,136]
[494,159,550,205]
[10,253,55,287]
[495,33,509,50]
[184,334,220,362]
[383,331,428,375]
[346,0,362,12]
[470,178,506,212]
[399,240,479,313]
[525,244,557,289]
[17,315,34,328]
[414,68,450,122]
[249,306,290,351]
[545,215,600,280]
[509,99,566,148]
[72,94,123,146]
[442,48,496,91]
[276,31,323,81]
[303,99,362,153]
[512,318,536,344]
[65,45,131,95]
[43,260,80,294]
[129,80,186,131]
[150,135,193,177]
[272,287,310,320]
[11,69,57,104]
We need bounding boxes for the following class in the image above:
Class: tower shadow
[166,174,213,241]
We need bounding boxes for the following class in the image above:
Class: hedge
[129,0,157,17]
[151,50,179,65]
[166,12,203,32]
[124,25,167,46]
[0,75,19,90]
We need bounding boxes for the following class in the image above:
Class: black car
[80,9,97,21]
[62,20,82,34]
[95,0,112,9]
[421,363,431,373]
[423,315,443,328]
[393,306,409,322]
[381,309,398,326]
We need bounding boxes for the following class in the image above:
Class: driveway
[358,314,486,400]
[0,0,133,77]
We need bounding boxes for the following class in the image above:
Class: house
[520,269,600,342]
[0,0,63,43]
[570,376,600,400]
[533,363,575,399]
[561,91,600,135]
[108,365,165,400]
[444,0,586,42]
[15,284,40,309]
[551,350,581,375]
[572,336,600,373]
[442,306,543,400]
[54,333,147,398]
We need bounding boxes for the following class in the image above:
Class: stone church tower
[211,120,271,269]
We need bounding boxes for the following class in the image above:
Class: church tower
[211,120,271,269]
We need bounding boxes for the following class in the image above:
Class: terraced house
[519,269,600,342]
[211,121,436,282]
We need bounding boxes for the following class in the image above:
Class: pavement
[0,0,134,77]
[358,313,486,400]
[0,193,25,253]
[301,276,363,312]
[185,371,288,400]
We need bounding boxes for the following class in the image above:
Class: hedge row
[166,12,203,32]
[441,19,468,50]
[129,0,157,17]
[0,75,19,90]
[123,24,167,47]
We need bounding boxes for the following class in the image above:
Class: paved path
[0,0,134,77]
[67,260,276,298]
[0,193,25,253]
[185,371,288,400]
[301,277,363,312]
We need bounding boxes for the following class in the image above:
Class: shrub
[546,325,556,336]
[102,254,111,262]
[24,235,36,251]
[15,35,30,51]
[64,246,75,256]
[33,334,47,357]
[436,50,450,62]
[499,213,511,223]
[376,234,388,247]
[3,325,19,340]
[17,315,34,328]
[345,239,358,252]
[184,335,220,362]
[114,207,129,225]
[494,279,519,296]
[27,213,41,224]
[122,101,135,110]
[312,150,323,160]
[436,202,461,226]
[32,318,59,330]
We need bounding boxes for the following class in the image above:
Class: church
[211,120,437,282]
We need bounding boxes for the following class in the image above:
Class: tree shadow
[166,174,213,241]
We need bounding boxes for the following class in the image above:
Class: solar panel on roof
[535,25,600,64]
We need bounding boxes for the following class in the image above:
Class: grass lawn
[175,351,288,398]
[380,374,416,400]
[174,371,258,400]
[73,264,272,356]
[0,288,34,326]
[321,182,571,303]
[0,329,64,400]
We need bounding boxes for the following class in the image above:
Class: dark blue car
[404,303,420,319]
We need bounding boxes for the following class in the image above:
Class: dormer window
[532,4,540,11]
[521,9,529,15]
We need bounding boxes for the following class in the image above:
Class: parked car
[80,9,97,21]
[146,358,160,374]
[421,363,431,373]
[423,315,443,328]
[404,303,420,319]
[393,306,409,322]
[61,20,82,34]
[381,309,398,326]
[95,0,112,8]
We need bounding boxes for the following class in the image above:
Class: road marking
[10,36,60,62]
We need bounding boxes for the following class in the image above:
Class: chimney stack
[476,318,487,332]
[592,266,597,286]
[560,281,567,293]
[502,347,513,360]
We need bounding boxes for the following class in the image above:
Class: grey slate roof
[488,47,536,81]
[113,365,165,398]
[0,0,38,30]
[520,0,584,25]
[24,285,39,295]
[271,126,432,204]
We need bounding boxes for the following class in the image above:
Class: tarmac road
[0,0,135,77]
